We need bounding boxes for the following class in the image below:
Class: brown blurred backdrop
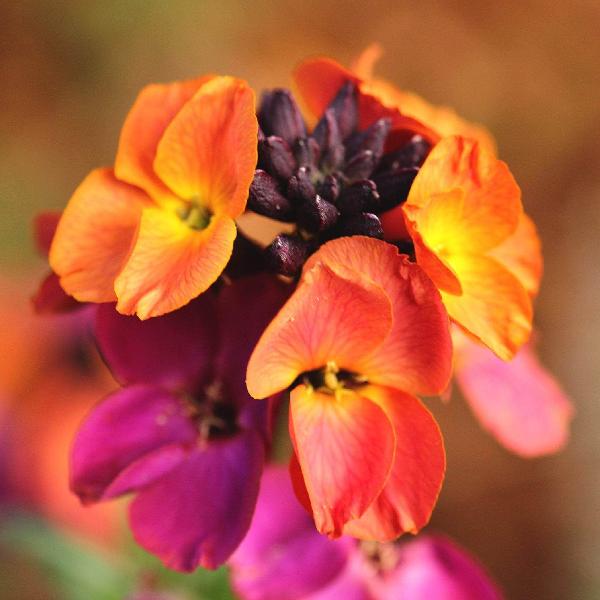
[1,1,599,598]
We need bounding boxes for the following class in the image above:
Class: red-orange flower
[247,236,452,540]
[50,76,258,319]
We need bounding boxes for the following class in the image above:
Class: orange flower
[247,236,452,540]
[402,136,536,359]
[50,76,258,319]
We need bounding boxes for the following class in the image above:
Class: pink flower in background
[70,275,288,570]
[453,330,573,457]
[230,466,503,600]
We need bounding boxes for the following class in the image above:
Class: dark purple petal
[70,385,196,503]
[248,170,295,222]
[129,430,265,571]
[378,535,503,600]
[32,271,83,314]
[95,294,217,388]
[230,466,349,600]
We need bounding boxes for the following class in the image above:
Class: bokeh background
[2,1,599,598]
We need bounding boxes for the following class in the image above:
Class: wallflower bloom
[70,275,288,570]
[247,236,452,540]
[230,466,503,600]
[50,76,258,319]
[294,49,539,360]
[453,330,573,457]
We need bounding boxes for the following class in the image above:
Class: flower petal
[33,211,61,256]
[115,76,213,201]
[114,207,236,319]
[230,466,349,600]
[129,430,265,571]
[154,76,258,218]
[289,385,396,538]
[294,56,436,139]
[454,334,573,457]
[32,272,82,314]
[404,136,522,253]
[95,292,218,388]
[378,535,502,600]
[442,253,532,360]
[70,385,196,503]
[490,212,543,298]
[303,237,452,396]
[343,385,445,540]
[49,168,146,303]
[246,262,392,399]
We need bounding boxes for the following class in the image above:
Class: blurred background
[1,1,599,598]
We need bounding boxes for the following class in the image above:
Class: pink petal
[70,385,196,503]
[454,336,573,457]
[129,430,265,571]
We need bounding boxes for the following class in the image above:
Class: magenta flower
[70,275,288,571]
[230,466,503,600]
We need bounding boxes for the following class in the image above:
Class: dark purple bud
[265,234,310,277]
[336,179,380,215]
[258,89,306,145]
[316,174,340,204]
[326,81,358,140]
[298,195,340,233]
[334,212,384,239]
[312,110,345,171]
[377,135,431,171]
[287,167,316,205]
[344,149,377,182]
[258,126,266,142]
[258,136,296,181]
[372,167,419,211]
[345,118,391,162]
[293,137,320,168]
[248,170,295,221]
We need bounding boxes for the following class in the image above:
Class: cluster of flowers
[35,45,572,594]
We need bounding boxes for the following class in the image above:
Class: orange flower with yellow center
[294,49,542,359]
[247,236,452,540]
[50,76,258,319]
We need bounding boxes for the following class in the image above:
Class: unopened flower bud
[265,234,311,277]
[248,170,295,221]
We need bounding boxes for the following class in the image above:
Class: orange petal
[293,57,361,121]
[49,168,146,303]
[343,384,445,540]
[247,262,392,399]
[294,56,437,141]
[303,237,452,396]
[442,253,532,360]
[154,76,258,218]
[289,384,395,538]
[490,213,543,298]
[115,76,213,201]
[405,136,522,252]
[454,334,573,457]
[114,207,236,319]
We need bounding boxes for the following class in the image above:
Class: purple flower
[70,275,288,571]
[230,466,503,600]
